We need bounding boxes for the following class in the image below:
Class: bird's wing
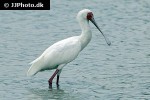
[43,36,82,66]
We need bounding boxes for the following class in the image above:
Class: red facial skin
[87,12,93,20]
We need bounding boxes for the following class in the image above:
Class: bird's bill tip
[106,38,111,46]
[90,17,111,46]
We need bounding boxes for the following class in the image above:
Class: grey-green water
[0,0,150,100]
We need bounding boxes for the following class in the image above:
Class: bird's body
[27,9,111,88]
[27,36,82,76]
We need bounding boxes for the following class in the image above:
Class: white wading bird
[27,9,111,88]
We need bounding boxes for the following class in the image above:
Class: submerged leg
[56,75,59,87]
[48,69,59,88]
[56,69,62,87]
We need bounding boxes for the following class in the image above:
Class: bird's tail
[27,56,43,76]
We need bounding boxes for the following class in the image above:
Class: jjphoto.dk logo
[0,0,50,10]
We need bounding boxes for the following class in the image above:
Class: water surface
[0,0,150,100]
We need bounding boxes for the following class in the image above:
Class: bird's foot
[56,83,59,87]
[56,83,60,89]
[49,84,52,89]
[48,81,52,89]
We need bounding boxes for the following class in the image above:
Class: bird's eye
[87,12,93,20]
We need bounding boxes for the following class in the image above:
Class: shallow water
[0,0,150,100]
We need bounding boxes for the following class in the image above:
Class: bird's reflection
[27,87,67,100]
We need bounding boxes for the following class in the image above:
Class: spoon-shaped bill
[90,18,111,46]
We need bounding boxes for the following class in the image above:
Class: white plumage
[27,9,110,87]
[27,36,81,76]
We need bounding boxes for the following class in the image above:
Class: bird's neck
[79,19,92,51]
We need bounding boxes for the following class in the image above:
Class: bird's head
[77,9,93,21]
[77,9,111,46]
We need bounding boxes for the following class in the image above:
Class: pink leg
[48,69,59,88]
